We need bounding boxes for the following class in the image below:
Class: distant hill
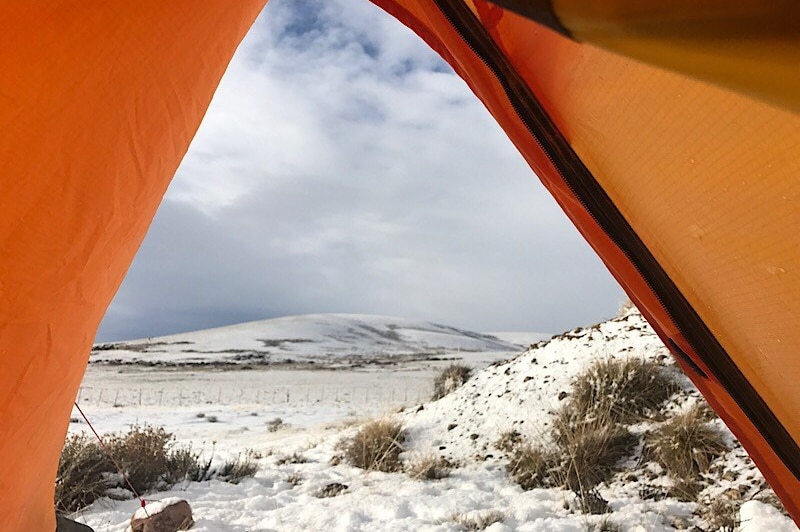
[91,314,524,366]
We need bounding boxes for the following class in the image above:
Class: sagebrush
[55,434,113,513]
[56,424,256,512]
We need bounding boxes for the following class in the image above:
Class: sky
[96,0,625,342]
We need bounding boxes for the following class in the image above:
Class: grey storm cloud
[97,0,624,342]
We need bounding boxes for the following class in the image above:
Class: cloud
[97,1,624,341]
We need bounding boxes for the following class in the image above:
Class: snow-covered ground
[67,312,797,531]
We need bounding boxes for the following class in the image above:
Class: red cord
[73,402,150,518]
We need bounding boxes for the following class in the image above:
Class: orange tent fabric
[0,1,797,529]
[0,2,266,529]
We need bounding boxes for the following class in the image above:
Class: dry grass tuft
[453,510,504,530]
[589,515,622,531]
[570,358,677,424]
[528,356,679,512]
[276,452,308,465]
[645,405,728,484]
[432,364,472,400]
[284,472,303,487]
[167,445,212,483]
[217,450,259,484]
[344,419,406,472]
[698,495,738,532]
[554,409,638,496]
[506,443,556,491]
[495,430,523,454]
[407,455,452,480]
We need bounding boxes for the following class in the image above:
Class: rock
[316,483,348,498]
[56,515,94,531]
[130,499,193,532]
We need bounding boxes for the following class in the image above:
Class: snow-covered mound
[485,332,552,349]
[400,308,669,462]
[91,314,522,366]
[389,307,792,526]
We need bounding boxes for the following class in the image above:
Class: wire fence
[76,384,431,408]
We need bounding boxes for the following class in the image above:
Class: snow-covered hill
[91,314,523,366]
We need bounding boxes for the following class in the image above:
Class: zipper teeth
[433,2,679,334]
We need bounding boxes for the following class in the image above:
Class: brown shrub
[107,425,175,493]
[55,434,114,513]
[56,425,229,512]
[344,419,405,472]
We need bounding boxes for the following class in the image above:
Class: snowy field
[65,313,797,532]
[72,354,507,457]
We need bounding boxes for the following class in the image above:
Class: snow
[486,332,552,348]
[131,497,184,520]
[741,501,795,531]
[91,314,521,366]
[66,311,797,531]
